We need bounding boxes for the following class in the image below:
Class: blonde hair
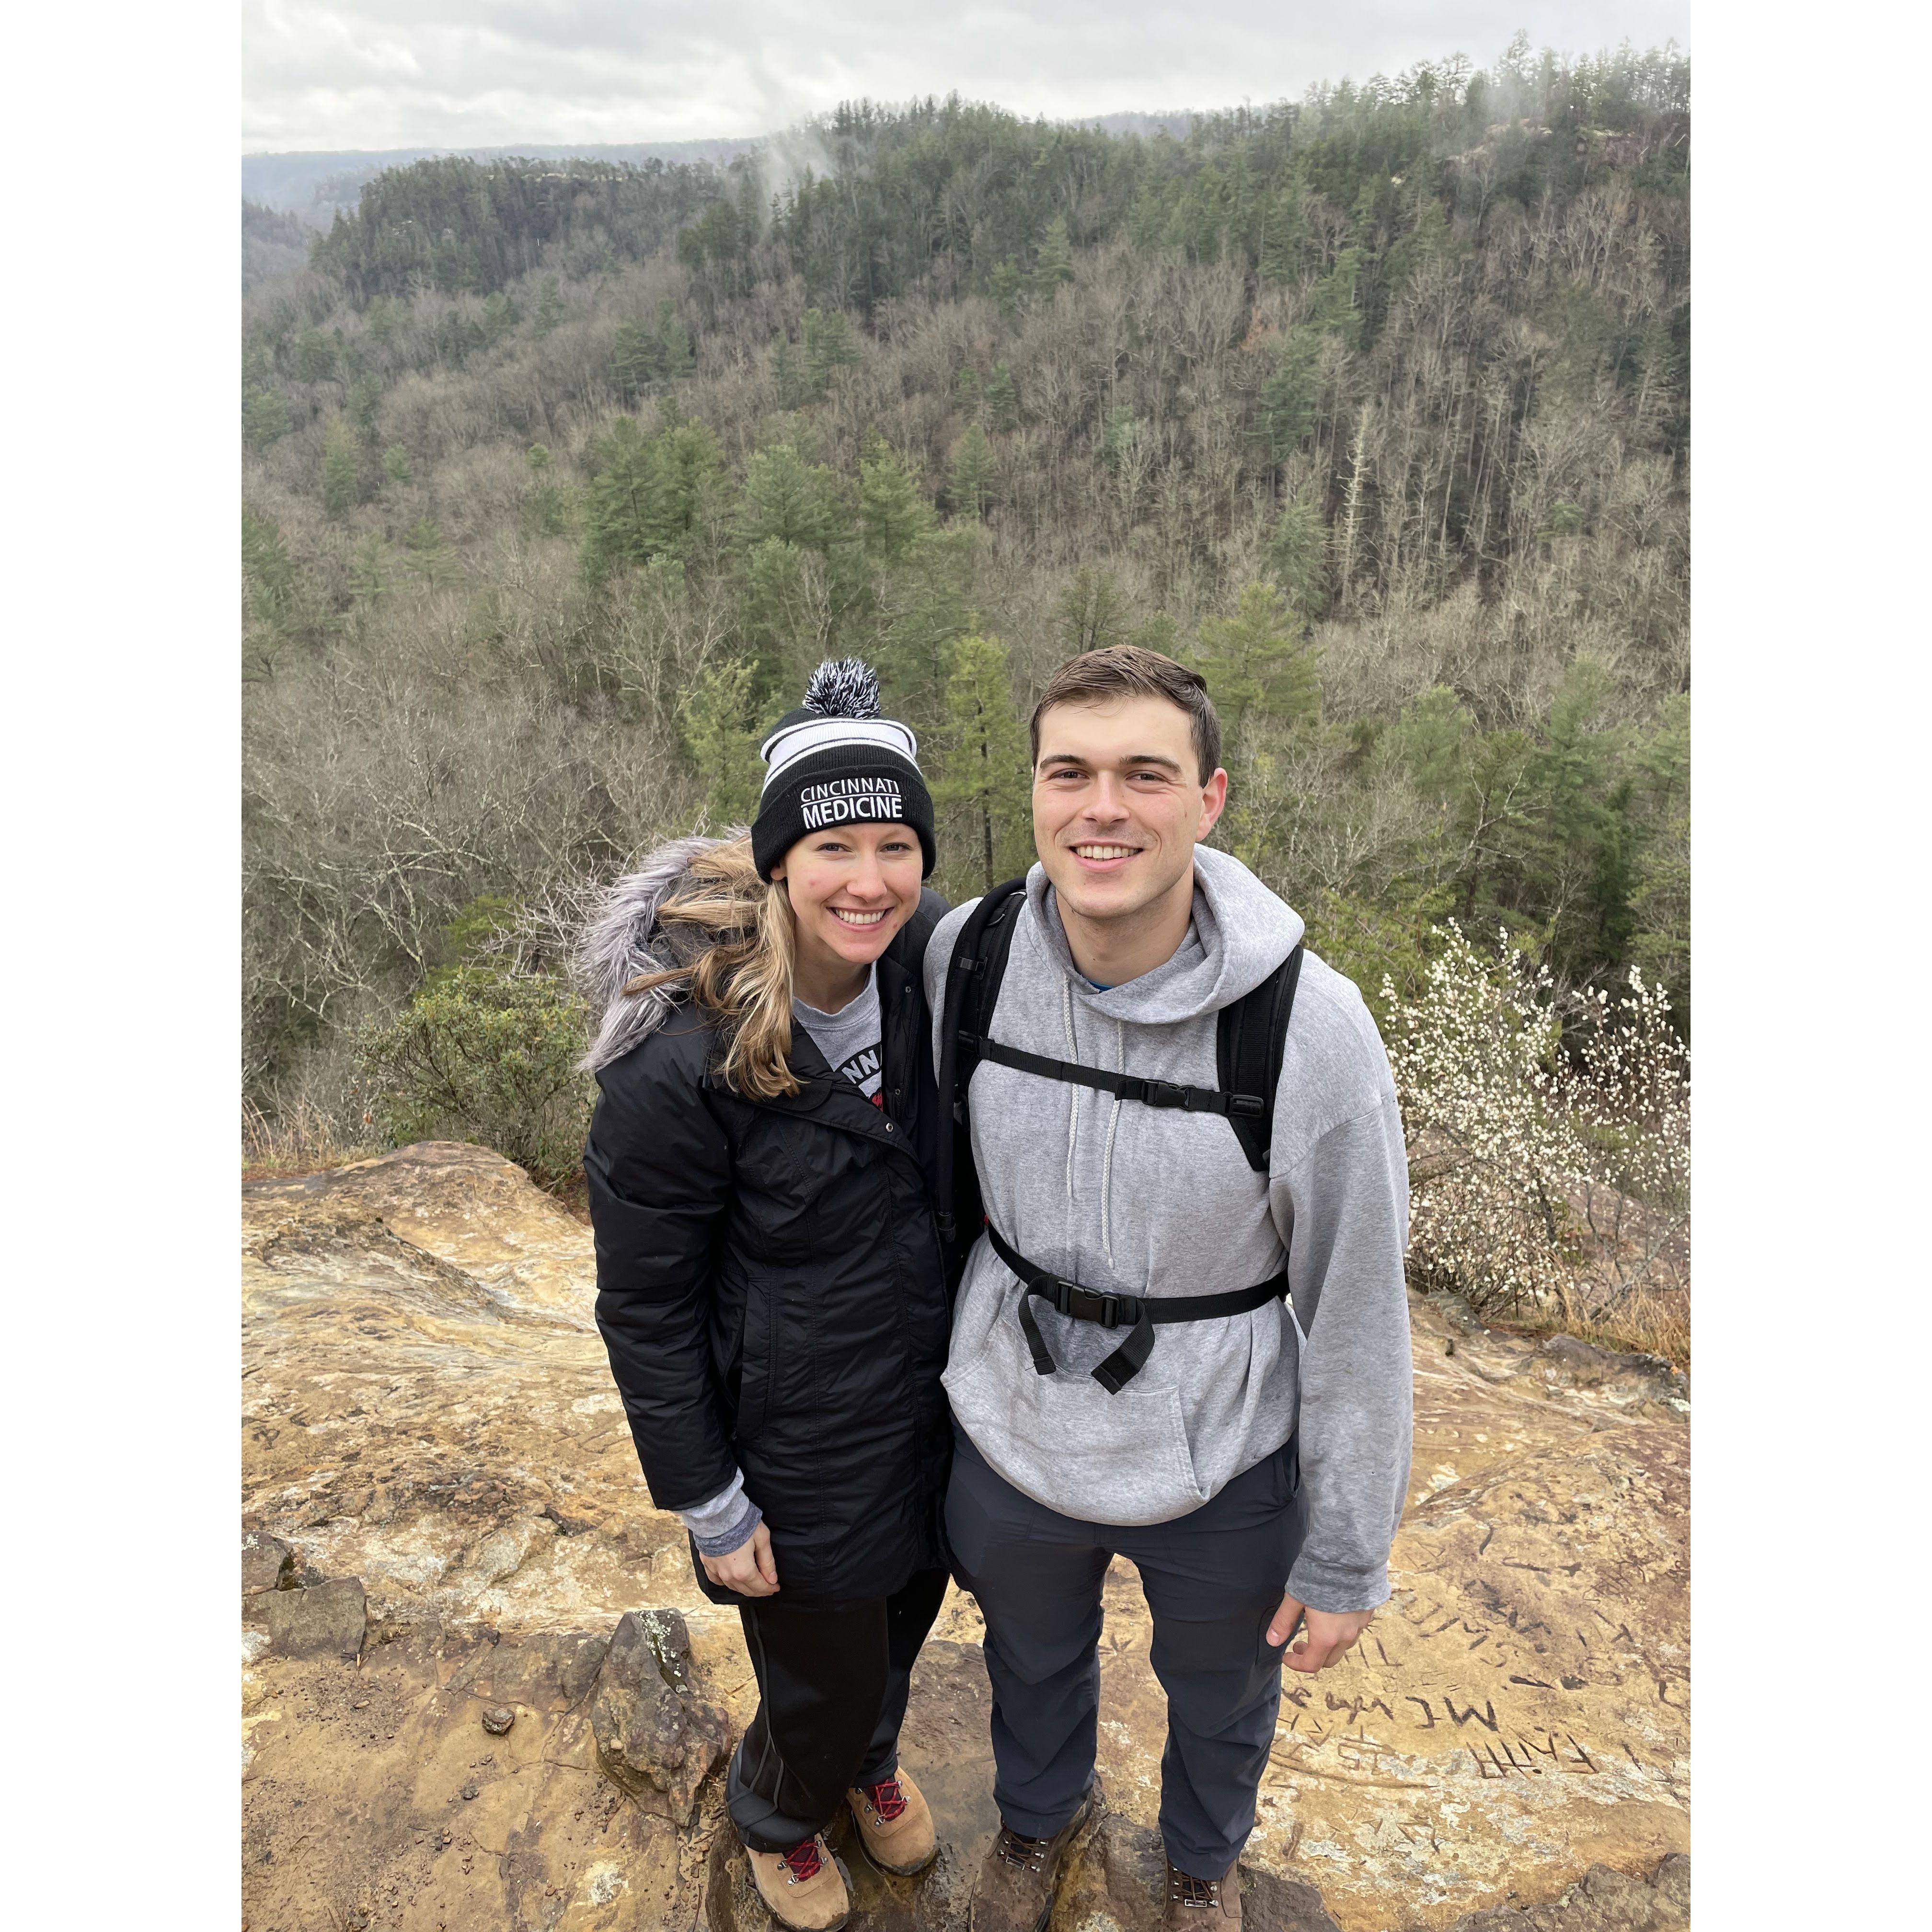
[621,837,801,1099]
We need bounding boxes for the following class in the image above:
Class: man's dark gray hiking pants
[945,1428,1305,1877]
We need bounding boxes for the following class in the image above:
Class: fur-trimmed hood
[576,833,741,1074]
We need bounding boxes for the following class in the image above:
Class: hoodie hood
[576,833,740,1073]
[1025,840,1305,1020]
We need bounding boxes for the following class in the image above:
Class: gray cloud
[243,1,1691,152]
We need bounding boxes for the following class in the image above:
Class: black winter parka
[585,895,952,1608]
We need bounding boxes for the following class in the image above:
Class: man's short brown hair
[1028,644,1223,782]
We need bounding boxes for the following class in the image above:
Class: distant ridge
[243,141,766,225]
[243,115,1203,226]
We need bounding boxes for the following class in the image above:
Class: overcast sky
[243,1,1691,154]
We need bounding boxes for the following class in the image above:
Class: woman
[580,660,953,1932]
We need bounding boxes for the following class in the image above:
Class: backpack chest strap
[985,1223,1288,1394]
[964,1035,1268,1120]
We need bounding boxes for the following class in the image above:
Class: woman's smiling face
[771,821,924,975]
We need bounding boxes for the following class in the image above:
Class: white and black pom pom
[802,657,881,720]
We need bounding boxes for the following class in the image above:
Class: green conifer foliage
[242,388,291,451]
[404,516,460,588]
[988,259,1023,320]
[935,632,1034,891]
[582,418,729,580]
[949,421,998,520]
[1259,329,1323,461]
[803,308,862,393]
[1054,568,1130,656]
[737,442,852,553]
[321,416,365,518]
[1029,216,1076,299]
[348,375,383,437]
[739,538,828,702]
[532,275,564,336]
[1195,581,1320,730]
[678,656,766,826]
[1264,493,1330,620]
[296,329,338,384]
[347,533,392,608]
[859,441,934,563]
[985,364,1020,432]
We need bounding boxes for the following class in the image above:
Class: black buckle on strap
[1141,1079,1188,1109]
[1039,1279,1140,1330]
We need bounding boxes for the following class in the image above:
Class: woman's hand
[701,1520,780,1597]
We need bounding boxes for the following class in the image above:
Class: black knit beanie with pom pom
[751,658,936,880]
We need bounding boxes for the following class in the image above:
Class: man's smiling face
[1031,694,1228,927]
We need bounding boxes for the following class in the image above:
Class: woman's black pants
[726,1566,951,1852]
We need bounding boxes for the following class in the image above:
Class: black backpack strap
[934,878,1028,1257]
[1216,942,1304,1172]
[883,885,951,980]
[968,1037,1266,1121]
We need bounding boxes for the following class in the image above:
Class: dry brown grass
[1492,1280,1691,1370]
[241,1099,380,1181]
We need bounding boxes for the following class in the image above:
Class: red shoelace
[781,1836,825,1882]
[862,1775,909,1822]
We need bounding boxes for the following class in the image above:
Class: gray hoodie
[923,845,1413,1613]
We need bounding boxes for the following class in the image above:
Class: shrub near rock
[355,962,591,1189]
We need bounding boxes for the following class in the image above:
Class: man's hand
[700,1521,779,1597]
[1267,1593,1374,1674]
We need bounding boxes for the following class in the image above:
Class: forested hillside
[242,39,1690,1160]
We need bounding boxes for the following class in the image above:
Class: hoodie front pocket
[943,1308,1214,1527]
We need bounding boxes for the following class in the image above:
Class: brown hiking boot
[846,1768,937,1875]
[1163,1856,1242,1930]
[748,1833,851,1932]
[969,1783,1100,1932]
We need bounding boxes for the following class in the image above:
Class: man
[923,646,1412,1931]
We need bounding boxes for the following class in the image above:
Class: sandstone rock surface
[242,1143,1688,1931]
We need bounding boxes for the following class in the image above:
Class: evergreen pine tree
[1264,492,1330,620]
[1054,567,1129,655]
[242,388,290,451]
[985,364,1020,432]
[404,517,460,588]
[737,442,850,553]
[1194,581,1320,731]
[935,632,1034,891]
[859,439,934,563]
[772,337,808,411]
[532,275,564,336]
[321,416,364,518]
[297,330,338,384]
[1259,328,1323,460]
[348,534,392,608]
[949,421,998,520]
[739,539,826,705]
[988,259,1023,321]
[804,308,862,393]
[348,375,383,438]
[678,656,766,826]
[1260,184,1305,287]
[656,298,695,379]
[1029,216,1075,300]
[611,321,661,403]
[952,366,983,420]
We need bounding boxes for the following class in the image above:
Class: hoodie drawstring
[1060,976,1081,1204]
[1100,1016,1124,1267]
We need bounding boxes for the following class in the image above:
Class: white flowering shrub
[1384,925,1690,1321]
